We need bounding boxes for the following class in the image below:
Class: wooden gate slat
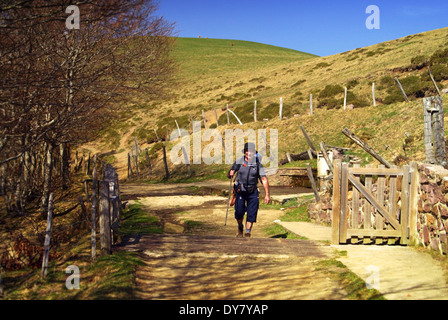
[349,167,404,176]
[347,229,401,237]
[364,165,373,230]
[348,173,400,230]
[376,165,386,244]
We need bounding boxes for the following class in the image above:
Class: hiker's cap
[243,142,256,153]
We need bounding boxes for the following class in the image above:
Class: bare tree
[0,0,177,216]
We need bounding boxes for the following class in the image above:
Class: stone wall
[307,162,448,255]
[417,163,448,255]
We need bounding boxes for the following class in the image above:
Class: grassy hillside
[84,27,448,180]
[172,37,318,79]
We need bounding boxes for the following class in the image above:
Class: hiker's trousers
[234,189,259,223]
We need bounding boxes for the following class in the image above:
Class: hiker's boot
[245,232,251,238]
[237,224,244,238]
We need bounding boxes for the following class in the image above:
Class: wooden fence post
[127,153,133,178]
[99,180,111,255]
[41,193,54,278]
[394,77,409,103]
[342,127,392,168]
[372,82,376,107]
[145,148,152,174]
[254,100,257,122]
[153,129,160,141]
[226,104,230,125]
[214,108,219,127]
[91,166,97,262]
[310,94,313,115]
[300,125,317,153]
[428,67,442,96]
[279,97,283,120]
[202,109,207,128]
[424,96,447,167]
[306,163,320,202]
[162,145,170,180]
[344,87,347,110]
[133,138,140,177]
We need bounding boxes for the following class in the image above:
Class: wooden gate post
[424,96,447,167]
[339,162,349,244]
[331,160,342,245]
[400,165,411,245]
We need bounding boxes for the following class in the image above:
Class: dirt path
[120,180,309,238]
[118,181,351,300]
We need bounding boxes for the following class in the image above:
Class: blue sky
[156,0,448,56]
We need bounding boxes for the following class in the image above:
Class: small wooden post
[226,104,230,125]
[175,119,181,138]
[344,87,347,110]
[254,100,257,122]
[153,129,160,141]
[127,153,133,178]
[41,193,54,278]
[162,145,170,180]
[279,97,283,120]
[372,82,376,107]
[428,67,442,96]
[310,94,313,115]
[214,108,219,127]
[306,163,320,202]
[145,148,152,174]
[394,77,409,103]
[133,138,140,177]
[202,109,207,128]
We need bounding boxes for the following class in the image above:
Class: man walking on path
[228,142,271,237]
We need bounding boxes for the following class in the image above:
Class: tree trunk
[41,143,54,219]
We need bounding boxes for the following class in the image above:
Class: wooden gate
[331,160,418,245]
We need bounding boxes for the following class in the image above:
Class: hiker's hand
[264,194,271,205]
[228,170,235,179]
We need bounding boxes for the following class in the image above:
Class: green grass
[315,259,385,300]
[119,202,163,236]
[262,197,313,238]
[172,37,318,80]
